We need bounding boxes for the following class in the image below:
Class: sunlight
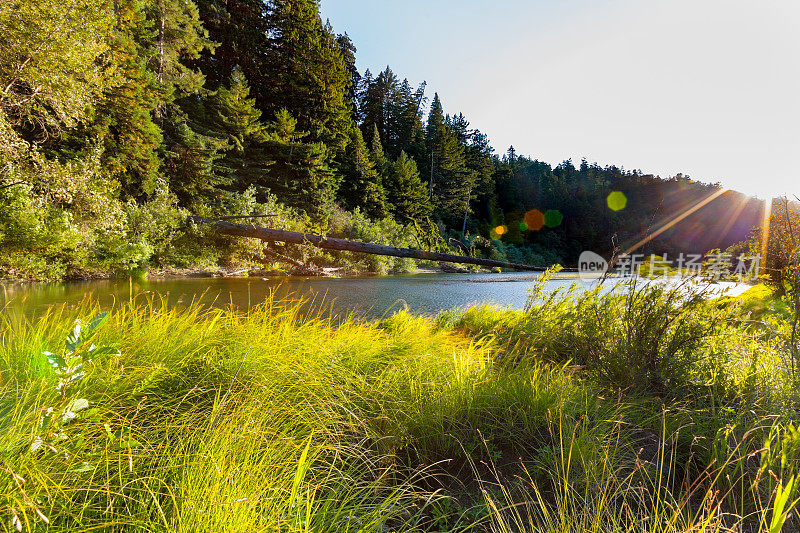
[760,197,772,276]
[622,187,728,256]
[718,192,752,241]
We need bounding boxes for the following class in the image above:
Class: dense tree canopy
[0,0,765,280]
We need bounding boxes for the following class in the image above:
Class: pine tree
[262,108,335,217]
[167,71,272,209]
[338,125,387,219]
[264,0,352,156]
[386,151,431,223]
[425,94,469,224]
[370,125,386,171]
[191,0,269,101]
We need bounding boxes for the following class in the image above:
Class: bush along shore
[2,276,800,532]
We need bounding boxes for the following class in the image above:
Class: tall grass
[1,281,799,531]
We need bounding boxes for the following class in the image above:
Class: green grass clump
[2,281,800,531]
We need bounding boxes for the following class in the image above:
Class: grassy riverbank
[2,279,799,532]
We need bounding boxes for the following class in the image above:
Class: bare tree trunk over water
[190,217,559,272]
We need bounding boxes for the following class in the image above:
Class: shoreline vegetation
[3,276,800,531]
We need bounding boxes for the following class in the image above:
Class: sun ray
[760,198,772,276]
[622,188,728,256]
[718,192,752,241]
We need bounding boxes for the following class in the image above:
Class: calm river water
[1,272,750,320]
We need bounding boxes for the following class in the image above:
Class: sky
[320,0,799,199]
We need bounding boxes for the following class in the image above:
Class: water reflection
[1,273,750,321]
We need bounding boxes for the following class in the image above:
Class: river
[0,272,752,320]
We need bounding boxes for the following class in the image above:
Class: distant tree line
[0,0,764,279]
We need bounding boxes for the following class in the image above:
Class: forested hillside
[0,0,763,280]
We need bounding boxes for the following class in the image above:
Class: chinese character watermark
[578,251,762,283]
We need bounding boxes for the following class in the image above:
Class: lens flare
[760,198,772,276]
[622,188,728,256]
[493,225,507,237]
[524,210,545,231]
[544,209,563,228]
[607,191,628,211]
[718,192,751,240]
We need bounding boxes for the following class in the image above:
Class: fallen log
[189,216,551,272]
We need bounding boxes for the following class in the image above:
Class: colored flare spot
[524,209,545,231]
[494,225,507,236]
[544,209,563,228]
[607,191,628,211]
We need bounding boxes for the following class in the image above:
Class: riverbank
[1,264,435,284]
[1,260,494,284]
[1,279,797,531]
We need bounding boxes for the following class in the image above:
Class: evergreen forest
[0,0,765,280]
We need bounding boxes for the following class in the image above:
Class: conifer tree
[360,66,399,150]
[161,113,229,209]
[425,93,445,147]
[202,72,270,186]
[336,32,360,121]
[91,0,212,200]
[370,125,386,171]
[358,67,426,159]
[464,129,497,216]
[264,0,352,155]
[425,94,469,223]
[191,0,269,99]
[338,125,387,219]
[357,69,373,124]
[262,108,335,217]
[386,151,431,223]
[149,0,212,102]
[388,79,427,159]
[91,0,163,200]
[167,71,272,209]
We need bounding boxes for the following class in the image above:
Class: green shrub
[323,207,417,273]
[455,277,735,396]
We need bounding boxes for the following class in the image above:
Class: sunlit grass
[1,283,799,531]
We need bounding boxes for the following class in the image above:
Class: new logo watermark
[578,251,609,281]
[577,251,761,283]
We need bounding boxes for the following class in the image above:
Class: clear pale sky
[320,0,799,199]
